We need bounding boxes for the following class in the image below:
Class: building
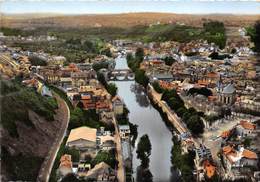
[194,145,214,181]
[66,126,97,154]
[118,125,130,140]
[48,56,66,66]
[122,141,132,169]
[59,154,73,177]
[112,96,124,115]
[79,162,116,181]
[222,145,258,180]
[236,120,257,138]
[218,83,236,105]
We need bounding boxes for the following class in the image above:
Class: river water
[113,56,174,182]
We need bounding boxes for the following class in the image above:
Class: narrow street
[148,85,200,147]
[37,94,70,182]
[112,116,125,182]
[148,85,187,134]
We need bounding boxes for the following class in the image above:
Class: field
[2,13,259,28]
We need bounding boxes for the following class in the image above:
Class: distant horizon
[2,12,260,16]
[1,1,260,15]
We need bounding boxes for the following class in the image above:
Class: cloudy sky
[1,0,260,15]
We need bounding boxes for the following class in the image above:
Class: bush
[92,150,118,169]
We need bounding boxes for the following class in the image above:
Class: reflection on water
[130,84,150,108]
[113,57,174,182]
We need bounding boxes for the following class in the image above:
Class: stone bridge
[109,69,135,81]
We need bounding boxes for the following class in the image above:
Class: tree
[243,138,251,148]
[163,56,176,66]
[63,147,80,162]
[253,21,260,53]
[91,150,118,168]
[187,87,212,97]
[135,47,144,62]
[61,173,80,182]
[28,55,47,66]
[136,134,152,168]
[97,72,107,87]
[92,62,109,72]
[69,107,84,130]
[135,70,149,87]
[186,115,204,135]
[152,81,164,93]
[203,21,226,49]
[126,53,134,62]
[101,48,112,57]
[107,83,117,97]
[231,48,237,54]
[129,122,138,146]
[176,107,187,118]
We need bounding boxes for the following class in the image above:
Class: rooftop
[222,83,236,94]
[239,120,256,130]
[67,126,97,144]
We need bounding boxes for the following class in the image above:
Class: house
[66,126,97,154]
[122,141,132,169]
[71,70,96,87]
[194,145,214,181]
[118,125,130,140]
[77,162,91,176]
[60,77,73,89]
[58,154,73,177]
[222,145,258,180]
[236,120,257,138]
[48,56,66,66]
[149,73,174,82]
[81,162,116,181]
[112,96,124,115]
[203,160,216,180]
[101,140,116,151]
[100,111,114,124]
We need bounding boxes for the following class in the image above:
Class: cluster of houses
[114,34,260,181]
[0,40,132,181]
[220,120,259,181]
[193,119,259,181]
[137,42,260,127]
[58,126,117,180]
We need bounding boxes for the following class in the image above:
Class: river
[112,56,175,182]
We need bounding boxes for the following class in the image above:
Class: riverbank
[114,56,173,181]
[147,85,196,182]
[123,53,195,181]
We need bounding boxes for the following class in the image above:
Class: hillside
[0,79,62,181]
[1,13,259,28]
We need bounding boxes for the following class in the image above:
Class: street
[112,116,126,182]
[37,94,70,182]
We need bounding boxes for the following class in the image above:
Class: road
[148,85,200,147]
[37,94,70,182]
[112,116,126,182]
[148,85,188,134]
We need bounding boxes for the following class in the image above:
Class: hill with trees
[0,79,62,181]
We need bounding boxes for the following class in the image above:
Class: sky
[1,0,260,15]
